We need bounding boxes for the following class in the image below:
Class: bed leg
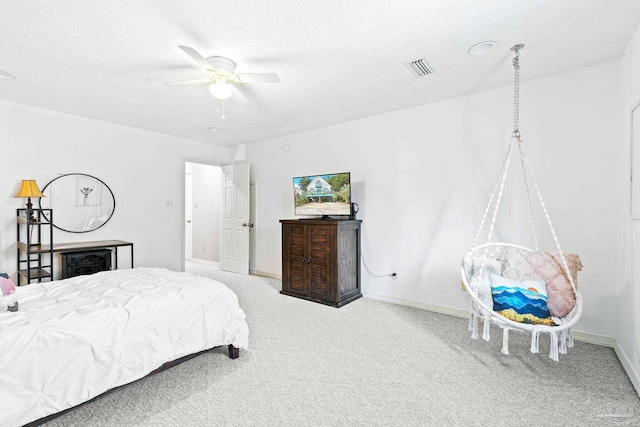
[228,344,240,359]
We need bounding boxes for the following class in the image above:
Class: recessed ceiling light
[468,41,497,56]
[208,127,220,133]
[0,70,15,80]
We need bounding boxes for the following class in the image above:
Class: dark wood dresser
[280,219,362,307]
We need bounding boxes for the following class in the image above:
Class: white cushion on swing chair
[462,253,502,309]
[500,248,582,318]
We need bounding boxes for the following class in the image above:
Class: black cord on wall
[360,253,396,278]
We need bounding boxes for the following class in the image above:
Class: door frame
[185,167,193,260]
[181,158,224,272]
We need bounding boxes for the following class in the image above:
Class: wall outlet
[166,200,174,207]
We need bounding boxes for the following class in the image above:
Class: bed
[0,267,249,426]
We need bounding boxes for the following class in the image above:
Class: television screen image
[293,172,351,216]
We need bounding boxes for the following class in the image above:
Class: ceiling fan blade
[178,45,211,69]
[236,72,280,83]
[163,78,213,86]
[230,85,249,104]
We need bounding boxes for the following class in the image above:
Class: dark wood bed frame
[24,344,240,427]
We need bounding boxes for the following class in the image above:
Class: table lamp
[15,179,45,221]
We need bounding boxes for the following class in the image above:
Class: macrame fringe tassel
[482,318,491,341]
[501,328,510,355]
[549,331,559,362]
[567,327,575,348]
[530,330,540,354]
[468,311,473,332]
[471,314,479,340]
[559,330,568,355]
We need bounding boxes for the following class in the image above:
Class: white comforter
[0,268,249,426]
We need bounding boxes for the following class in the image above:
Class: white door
[250,182,256,273]
[220,163,250,274]
[184,170,193,260]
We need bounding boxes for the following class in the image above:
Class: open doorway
[184,161,223,267]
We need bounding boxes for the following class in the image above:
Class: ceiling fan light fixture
[209,80,233,100]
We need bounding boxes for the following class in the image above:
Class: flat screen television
[293,172,351,217]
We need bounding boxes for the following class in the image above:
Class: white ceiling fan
[164,45,280,103]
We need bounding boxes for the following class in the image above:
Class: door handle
[242,223,255,228]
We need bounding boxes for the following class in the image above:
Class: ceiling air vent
[404,58,434,77]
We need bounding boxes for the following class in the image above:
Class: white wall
[191,163,222,262]
[242,61,621,339]
[1,100,231,277]
[617,22,640,393]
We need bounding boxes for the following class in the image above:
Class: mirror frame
[39,173,116,233]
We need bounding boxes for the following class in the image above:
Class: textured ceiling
[1,1,639,147]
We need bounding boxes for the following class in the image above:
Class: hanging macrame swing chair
[460,44,583,361]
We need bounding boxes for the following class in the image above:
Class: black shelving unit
[16,208,54,286]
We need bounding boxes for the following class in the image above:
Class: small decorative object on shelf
[16,208,54,286]
[14,179,45,222]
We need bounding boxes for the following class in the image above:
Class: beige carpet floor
[42,262,640,426]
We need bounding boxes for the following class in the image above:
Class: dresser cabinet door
[288,257,307,295]
[282,224,307,295]
[307,225,334,301]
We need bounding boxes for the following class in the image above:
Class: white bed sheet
[0,267,249,426]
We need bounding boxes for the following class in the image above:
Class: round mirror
[39,173,115,233]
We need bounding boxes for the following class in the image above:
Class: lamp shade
[209,80,233,100]
[15,180,45,198]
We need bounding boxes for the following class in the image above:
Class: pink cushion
[0,277,18,312]
[0,277,16,296]
[501,249,582,318]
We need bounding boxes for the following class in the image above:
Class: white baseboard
[188,258,220,267]
[363,291,469,319]
[362,291,615,347]
[572,331,616,347]
[614,342,640,396]
[250,269,282,280]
